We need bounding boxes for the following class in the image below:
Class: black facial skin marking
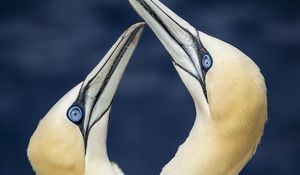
[67,26,142,150]
[137,0,212,100]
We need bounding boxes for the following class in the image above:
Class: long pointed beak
[70,23,144,147]
[129,0,208,83]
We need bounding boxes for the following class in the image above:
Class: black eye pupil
[201,54,212,70]
[67,106,83,123]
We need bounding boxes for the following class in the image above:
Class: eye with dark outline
[201,54,213,71]
[67,106,83,124]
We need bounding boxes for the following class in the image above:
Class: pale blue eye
[202,54,213,70]
[67,106,83,123]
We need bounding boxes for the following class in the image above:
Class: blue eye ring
[67,106,83,124]
[201,54,213,71]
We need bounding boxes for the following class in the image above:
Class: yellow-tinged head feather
[200,31,267,133]
[199,31,267,173]
[27,84,85,175]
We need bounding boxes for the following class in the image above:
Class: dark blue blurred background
[1,0,299,174]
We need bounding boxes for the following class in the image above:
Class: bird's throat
[84,112,116,175]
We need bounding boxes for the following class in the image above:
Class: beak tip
[123,22,145,45]
[131,22,146,34]
[136,21,146,27]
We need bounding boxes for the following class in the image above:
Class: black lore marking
[138,0,211,101]
[69,27,141,152]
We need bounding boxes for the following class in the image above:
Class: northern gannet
[128,0,267,174]
[27,23,144,175]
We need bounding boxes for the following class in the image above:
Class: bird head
[27,23,144,175]
[129,0,267,151]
